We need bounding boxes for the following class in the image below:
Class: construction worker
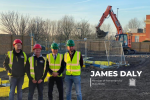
[3,39,27,100]
[26,44,48,100]
[64,40,83,100]
[47,43,65,100]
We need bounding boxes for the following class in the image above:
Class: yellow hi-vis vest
[7,50,27,76]
[29,56,47,80]
[47,53,63,77]
[64,51,81,75]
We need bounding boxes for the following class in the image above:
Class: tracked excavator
[96,6,135,55]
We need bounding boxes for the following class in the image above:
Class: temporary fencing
[73,39,126,69]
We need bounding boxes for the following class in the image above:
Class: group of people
[3,39,83,100]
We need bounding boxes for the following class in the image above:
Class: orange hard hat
[13,39,22,46]
[33,44,42,50]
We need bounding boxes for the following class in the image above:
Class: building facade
[128,15,150,42]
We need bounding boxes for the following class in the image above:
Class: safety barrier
[84,60,116,66]
[0,80,10,86]
[0,68,6,72]
[0,87,10,97]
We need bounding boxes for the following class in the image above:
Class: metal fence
[73,39,126,68]
[35,39,126,68]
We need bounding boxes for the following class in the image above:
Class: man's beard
[70,49,74,52]
[16,48,21,51]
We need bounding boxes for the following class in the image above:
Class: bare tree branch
[0,11,30,35]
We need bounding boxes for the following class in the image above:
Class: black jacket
[26,54,48,81]
[3,48,26,77]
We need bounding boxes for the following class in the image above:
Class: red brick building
[128,15,150,42]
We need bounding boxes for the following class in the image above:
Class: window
[135,36,139,42]
[124,35,128,46]
[118,34,128,46]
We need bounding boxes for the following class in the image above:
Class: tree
[0,11,29,35]
[60,15,74,40]
[74,20,92,39]
[123,24,129,33]
[27,17,52,44]
[50,20,57,41]
[100,23,111,32]
[123,17,144,33]
[142,17,146,28]
[128,18,141,29]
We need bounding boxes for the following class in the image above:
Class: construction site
[0,4,150,100]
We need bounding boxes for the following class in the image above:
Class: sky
[0,0,150,32]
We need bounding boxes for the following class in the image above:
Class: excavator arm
[96,5,134,54]
[96,6,123,38]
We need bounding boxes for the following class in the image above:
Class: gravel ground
[0,56,150,100]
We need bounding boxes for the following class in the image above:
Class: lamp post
[77,28,83,39]
[46,38,47,51]
[117,8,119,18]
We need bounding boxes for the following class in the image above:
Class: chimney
[145,15,150,40]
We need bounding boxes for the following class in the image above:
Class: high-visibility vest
[7,50,27,76]
[47,53,63,77]
[64,51,81,75]
[29,56,47,79]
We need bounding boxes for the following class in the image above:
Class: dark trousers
[28,80,44,100]
[9,76,24,100]
[48,77,64,100]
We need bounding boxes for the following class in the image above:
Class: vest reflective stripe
[43,57,47,75]
[66,69,80,72]
[23,52,27,65]
[65,52,79,66]
[29,56,35,78]
[64,51,81,75]
[9,51,13,65]
[48,54,62,66]
[7,50,27,75]
[29,56,47,79]
[30,67,34,69]
[30,72,35,75]
[47,53,63,77]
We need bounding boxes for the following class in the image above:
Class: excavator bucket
[96,29,108,38]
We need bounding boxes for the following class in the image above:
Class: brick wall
[0,34,31,55]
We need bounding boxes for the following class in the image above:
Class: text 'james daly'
[91,71,142,77]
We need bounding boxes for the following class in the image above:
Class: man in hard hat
[3,39,27,100]
[64,40,83,100]
[26,44,48,100]
[47,43,65,100]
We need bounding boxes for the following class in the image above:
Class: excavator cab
[115,34,128,46]
[116,34,135,54]
[118,34,128,47]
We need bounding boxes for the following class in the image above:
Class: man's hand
[32,79,37,83]
[38,79,43,84]
[52,72,58,77]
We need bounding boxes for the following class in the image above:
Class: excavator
[96,6,135,55]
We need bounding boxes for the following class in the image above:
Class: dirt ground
[0,56,150,100]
